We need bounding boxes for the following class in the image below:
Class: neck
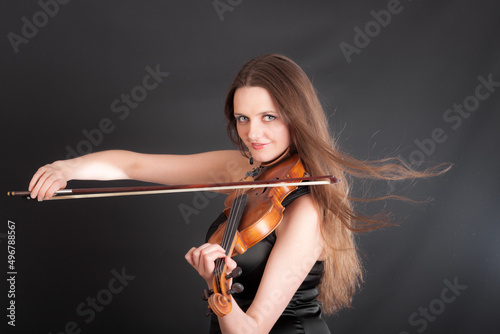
[260,147,291,167]
[244,148,292,181]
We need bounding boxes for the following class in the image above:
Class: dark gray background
[2,1,499,333]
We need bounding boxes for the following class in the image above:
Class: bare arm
[28,150,250,200]
[185,194,324,333]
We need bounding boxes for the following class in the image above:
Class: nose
[247,119,263,141]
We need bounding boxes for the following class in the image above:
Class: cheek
[236,123,247,140]
[283,130,292,147]
[271,123,291,145]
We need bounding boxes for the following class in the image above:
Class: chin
[253,152,279,164]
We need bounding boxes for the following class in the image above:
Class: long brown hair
[224,54,449,314]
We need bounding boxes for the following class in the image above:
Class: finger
[45,182,62,199]
[36,174,58,201]
[184,247,198,266]
[29,167,49,199]
[44,177,66,200]
[189,243,214,266]
[225,256,237,272]
[29,166,50,192]
[200,248,227,275]
[191,245,226,279]
[186,244,221,269]
[37,171,66,200]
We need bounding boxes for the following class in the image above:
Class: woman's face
[233,86,291,164]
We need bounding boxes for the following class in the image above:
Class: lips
[251,143,269,150]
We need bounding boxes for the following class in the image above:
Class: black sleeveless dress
[205,187,331,333]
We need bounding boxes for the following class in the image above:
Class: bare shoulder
[278,194,320,232]
[276,194,323,254]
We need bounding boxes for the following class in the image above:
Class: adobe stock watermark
[340,0,410,64]
[178,157,246,224]
[399,73,499,168]
[65,64,169,159]
[48,267,135,334]
[7,0,71,54]
[399,276,467,334]
[213,0,243,22]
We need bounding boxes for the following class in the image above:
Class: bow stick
[7,175,339,201]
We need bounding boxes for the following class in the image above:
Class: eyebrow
[233,110,277,117]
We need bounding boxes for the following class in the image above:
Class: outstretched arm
[28,150,250,200]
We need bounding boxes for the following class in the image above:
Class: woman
[28,54,446,333]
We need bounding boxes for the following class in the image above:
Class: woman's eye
[263,115,276,121]
[236,116,248,123]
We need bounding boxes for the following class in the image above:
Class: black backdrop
[2,1,499,333]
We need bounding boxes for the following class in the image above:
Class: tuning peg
[227,283,244,295]
[205,306,213,317]
[202,288,213,301]
[225,267,243,280]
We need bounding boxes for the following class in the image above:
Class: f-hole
[254,187,267,195]
[255,178,280,195]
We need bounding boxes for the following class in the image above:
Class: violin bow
[7,175,339,201]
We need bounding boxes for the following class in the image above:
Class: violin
[203,154,339,317]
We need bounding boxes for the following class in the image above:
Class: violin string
[219,189,242,263]
[214,188,235,288]
[215,187,246,291]
[220,188,243,254]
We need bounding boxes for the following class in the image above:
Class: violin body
[208,154,307,256]
[206,154,308,317]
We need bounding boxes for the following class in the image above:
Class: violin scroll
[208,292,232,317]
[205,264,244,317]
